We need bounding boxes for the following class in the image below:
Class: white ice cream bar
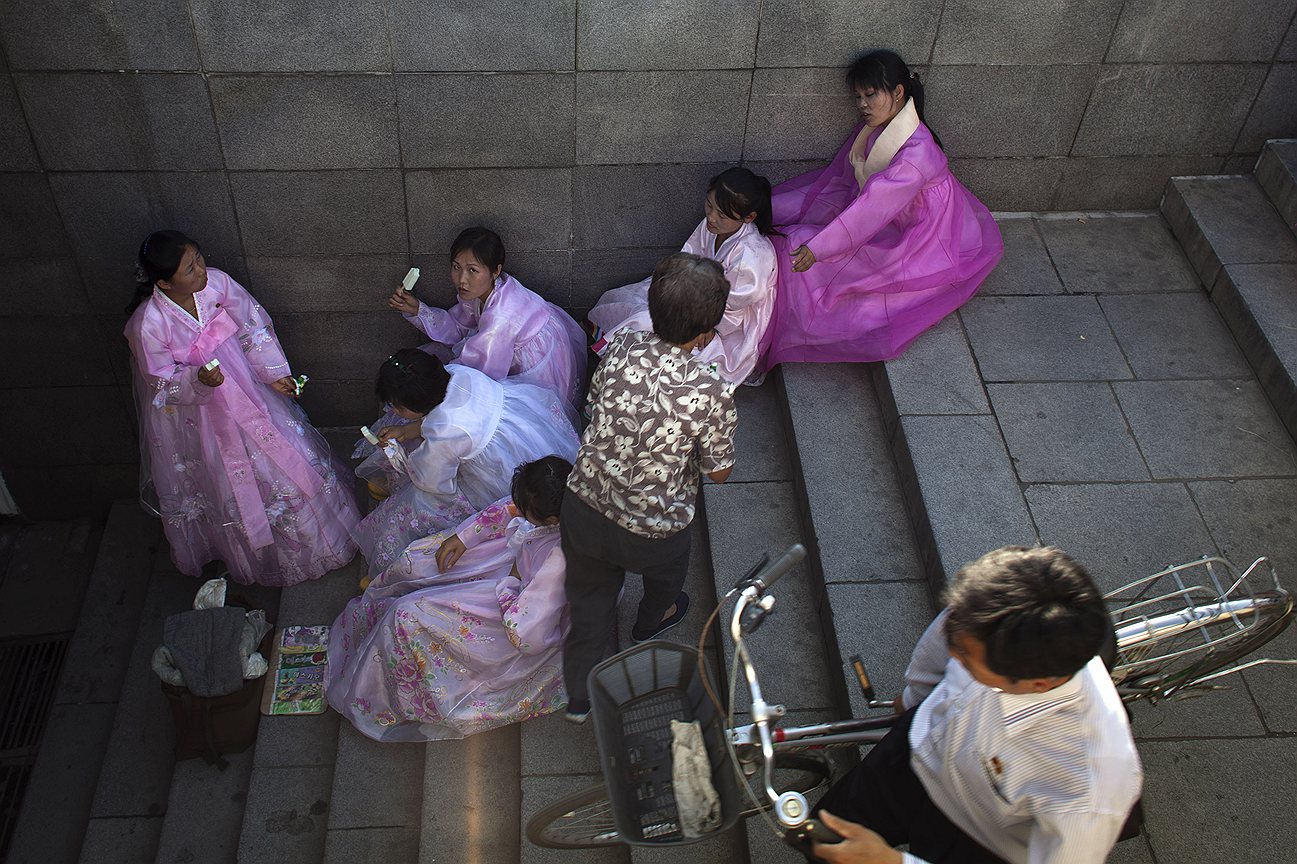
[360,425,381,446]
[401,267,421,292]
[203,359,220,372]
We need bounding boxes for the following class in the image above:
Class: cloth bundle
[670,718,722,837]
[151,577,272,695]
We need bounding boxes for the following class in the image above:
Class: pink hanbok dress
[759,99,1003,369]
[327,499,569,741]
[352,364,579,577]
[587,219,777,385]
[124,268,359,586]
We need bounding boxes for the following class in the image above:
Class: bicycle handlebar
[744,544,806,595]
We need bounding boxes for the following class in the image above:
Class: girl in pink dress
[124,230,359,586]
[327,457,573,741]
[759,50,1003,369]
[587,167,778,386]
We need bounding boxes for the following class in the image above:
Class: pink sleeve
[221,275,291,384]
[806,158,927,264]
[455,308,520,381]
[127,316,215,408]
[407,300,473,344]
[455,497,519,549]
[716,246,774,335]
[504,546,567,655]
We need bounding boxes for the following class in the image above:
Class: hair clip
[386,354,399,366]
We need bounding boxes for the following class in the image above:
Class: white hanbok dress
[587,219,777,385]
[352,364,579,576]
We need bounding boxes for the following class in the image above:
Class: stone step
[420,724,521,864]
[7,502,143,864]
[1255,139,1297,238]
[237,560,361,864]
[321,724,423,863]
[1162,172,1297,445]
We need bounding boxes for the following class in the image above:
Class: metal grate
[0,637,70,755]
[0,636,70,863]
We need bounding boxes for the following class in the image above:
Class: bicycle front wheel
[524,753,834,849]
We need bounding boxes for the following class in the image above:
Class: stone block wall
[1,0,1295,517]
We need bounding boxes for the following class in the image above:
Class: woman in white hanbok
[588,167,778,386]
[352,349,579,578]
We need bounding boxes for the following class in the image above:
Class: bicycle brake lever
[740,595,776,634]
[732,552,771,592]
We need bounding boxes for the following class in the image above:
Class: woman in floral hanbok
[758,50,1003,369]
[352,349,579,579]
[588,167,778,387]
[327,457,573,741]
[124,230,359,586]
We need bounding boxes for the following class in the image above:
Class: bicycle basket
[587,640,742,845]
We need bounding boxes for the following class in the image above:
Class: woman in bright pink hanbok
[124,230,359,586]
[759,50,1003,369]
[588,167,777,386]
[327,458,572,741]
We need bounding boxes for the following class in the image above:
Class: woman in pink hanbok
[124,230,359,586]
[758,50,1003,369]
[352,349,579,580]
[327,457,573,741]
[388,226,585,416]
[588,167,778,386]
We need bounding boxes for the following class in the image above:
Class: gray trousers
[560,494,693,704]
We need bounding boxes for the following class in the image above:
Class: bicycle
[526,545,1295,851]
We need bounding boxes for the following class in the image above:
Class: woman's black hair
[708,167,780,237]
[510,455,573,523]
[127,229,197,313]
[375,348,452,415]
[846,49,942,150]
[450,226,506,274]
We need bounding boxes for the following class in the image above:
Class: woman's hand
[270,377,297,397]
[388,286,420,315]
[811,811,902,864]
[435,535,467,572]
[378,423,422,445]
[791,245,817,272]
[197,365,224,388]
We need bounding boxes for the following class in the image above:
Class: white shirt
[901,611,1143,864]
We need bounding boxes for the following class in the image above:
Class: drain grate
[0,637,70,755]
[0,635,70,863]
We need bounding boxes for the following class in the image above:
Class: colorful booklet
[261,626,330,716]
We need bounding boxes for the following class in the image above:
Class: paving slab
[0,518,98,636]
[1239,622,1297,734]
[1127,681,1266,740]
[1113,379,1297,478]
[1210,262,1297,440]
[1025,483,1219,594]
[521,710,603,777]
[520,774,631,864]
[628,826,746,863]
[325,723,422,830]
[783,364,923,585]
[987,382,1149,482]
[325,827,420,864]
[894,415,1037,587]
[251,711,342,769]
[879,316,989,416]
[1254,140,1297,232]
[1138,738,1296,864]
[420,724,521,864]
[704,481,833,714]
[89,570,199,820]
[960,295,1132,382]
[154,749,254,864]
[717,377,791,484]
[1052,156,1222,212]
[77,816,164,864]
[1099,293,1252,380]
[1105,834,1157,864]
[978,218,1064,296]
[237,764,333,864]
[277,558,365,625]
[1162,176,1297,289]
[578,0,758,71]
[6,703,116,864]
[825,582,935,719]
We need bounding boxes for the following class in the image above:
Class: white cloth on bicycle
[900,611,1143,864]
[670,719,722,837]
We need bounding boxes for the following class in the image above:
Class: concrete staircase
[9,138,1297,864]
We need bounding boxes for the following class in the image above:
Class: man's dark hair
[647,252,729,344]
[944,546,1109,681]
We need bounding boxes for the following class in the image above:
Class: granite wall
[2,0,1296,517]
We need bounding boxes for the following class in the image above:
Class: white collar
[851,97,921,189]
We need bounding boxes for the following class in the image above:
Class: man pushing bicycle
[812,546,1143,864]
